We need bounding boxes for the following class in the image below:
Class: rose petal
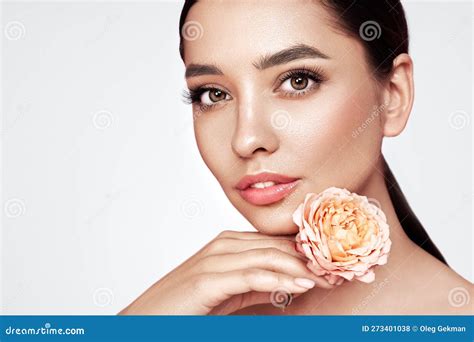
[293,187,390,285]
[356,269,376,283]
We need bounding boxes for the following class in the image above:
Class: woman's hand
[118,230,336,315]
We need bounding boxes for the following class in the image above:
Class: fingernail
[294,278,316,289]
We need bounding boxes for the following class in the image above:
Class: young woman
[119,0,473,315]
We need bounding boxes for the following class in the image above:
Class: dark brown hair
[178,0,447,265]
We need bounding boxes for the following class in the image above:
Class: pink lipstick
[236,172,300,206]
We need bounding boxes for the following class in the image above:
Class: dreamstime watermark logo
[448,287,470,307]
[174,107,206,136]
[352,102,387,138]
[4,21,26,40]
[359,21,381,41]
[448,110,470,130]
[270,110,291,130]
[180,198,204,220]
[2,103,31,137]
[352,277,390,314]
[85,14,120,46]
[270,287,293,309]
[84,190,122,225]
[4,198,26,218]
[181,20,204,41]
[92,110,114,130]
[4,322,85,336]
[93,287,114,307]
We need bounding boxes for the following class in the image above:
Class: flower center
[318,199,379,261]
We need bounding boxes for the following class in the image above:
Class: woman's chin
[244,208,299,236]
[226,191,300,235]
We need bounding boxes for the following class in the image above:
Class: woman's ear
[381,53,414,137]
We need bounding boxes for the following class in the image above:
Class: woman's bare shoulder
[405,261,473,315]
[231,260,473,316]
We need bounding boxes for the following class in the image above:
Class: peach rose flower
[293,187,391,285]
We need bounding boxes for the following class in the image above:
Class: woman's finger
[197,248,335,289]
[203,237,305,260]
[216,230,297,241]
[194,268,314,310]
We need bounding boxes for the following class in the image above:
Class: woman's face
[183,0,385,235]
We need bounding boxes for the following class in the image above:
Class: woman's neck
[288,158,432,314]
[234,158,466,315]
[356,157,418,268]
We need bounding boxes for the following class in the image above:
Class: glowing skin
[185,0,472,314]
[185,1,386,235]
[119,0,473,316]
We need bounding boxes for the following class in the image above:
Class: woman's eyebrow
[253,43,330,70]
[185,64,223,79]
[184,43,330,79]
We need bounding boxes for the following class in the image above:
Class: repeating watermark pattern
[4,21,26,40]
[174,106,205,136]
[448,286,470,308]
[352,277,390,314]
[93,287,114,307]
[270,287,293,309]
[85,14,120,46]
[2,103,31,138]
[270,110,292,130]
[180,198,205,220]
[445,13,472,46]
[352,102,387,138]
[62,145,80,162]
[4,198,26,218]
[448,110,470,130]
[92,110,114,130]
[359,21,382,41]
[181,20,204,41]
[84,190,122,225]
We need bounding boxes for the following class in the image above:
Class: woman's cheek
[287,94,356,160]
[193,113,236,185]
[286,87,381,191]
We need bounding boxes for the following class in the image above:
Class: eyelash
[181,86,225,112]
[276,66,326,97]
[182,65,326,111]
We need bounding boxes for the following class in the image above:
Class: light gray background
[1,0,472,314]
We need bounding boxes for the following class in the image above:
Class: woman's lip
[236,172,300,191]
[238,179,300,206]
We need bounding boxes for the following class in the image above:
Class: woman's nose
[231,98,280,159]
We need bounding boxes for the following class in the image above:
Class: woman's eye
[201,88,229,105]
[280,75,314,92]
[291,76,309,90]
